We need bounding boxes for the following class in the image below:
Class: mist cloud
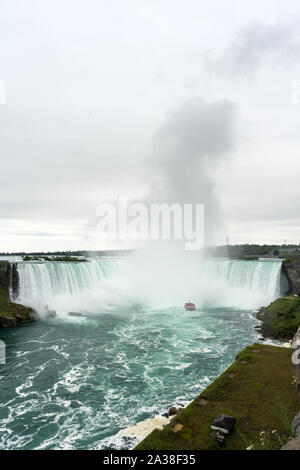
[150,98,238,243]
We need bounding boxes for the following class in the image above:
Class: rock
[46,310,57,318]
[172,423,183,433]
[168,407,179,416]
[68,312,83,317]
[166,406,184,417]
[198,398,209,406]
[0,299,35,328]
[282,261,300,296]
[0,316,16,328]
[292,412,300,436]
[16,313,27,321]
[256,297,300,340]
[282,436,300,450]
[0,264,36,329]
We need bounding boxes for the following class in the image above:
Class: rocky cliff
[255,257,300,340]
[0,261,10,293]
[257,296,300,340]
[0,261,36,328]
[282,259,300,295]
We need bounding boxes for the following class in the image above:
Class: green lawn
[136,344,300,450]
[259,296,300,339]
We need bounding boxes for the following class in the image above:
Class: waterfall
[17,259,116,300]
[16,258,282,314]
[193,259,282,309]
[197,259,282,297]
[16,259,120,315]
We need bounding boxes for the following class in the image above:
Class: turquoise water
[0,257,282,449]
[0,305,258,450]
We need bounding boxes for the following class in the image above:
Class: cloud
[1,1,300,250]
[214,22,300,76]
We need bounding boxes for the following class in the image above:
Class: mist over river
[0,257,282,449]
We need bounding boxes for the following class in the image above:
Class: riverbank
[0,255,299,449]
[257,296,300,340]
[0,261,35,328]
[136,343,300,450]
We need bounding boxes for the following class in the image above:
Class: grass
[259,296,300,339]
[0,287,34,324]
[136,344,300,450]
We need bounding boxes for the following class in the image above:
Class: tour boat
[184,302,196,311]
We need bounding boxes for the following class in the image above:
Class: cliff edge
[0,261,36,328]
[136,344,299,450]
[257,296,300,340]
[282,258,300,295]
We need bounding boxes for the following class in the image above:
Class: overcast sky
[1,0,300,251]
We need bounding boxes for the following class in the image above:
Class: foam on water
[121,415,170,440]
[0,304,263,450]
[0,257,284,450]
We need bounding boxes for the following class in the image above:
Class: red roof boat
[184,302,196,311]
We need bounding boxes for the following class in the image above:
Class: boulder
[46,310,57,318]
[172,423,183,433]
[168,406,184,416]
[168,407,178,416]
[165,406,184,418]
[198,398,209,406]
[0,316,16,328]
[282,436,300,450]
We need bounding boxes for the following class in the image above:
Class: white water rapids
[0,255,284,450]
